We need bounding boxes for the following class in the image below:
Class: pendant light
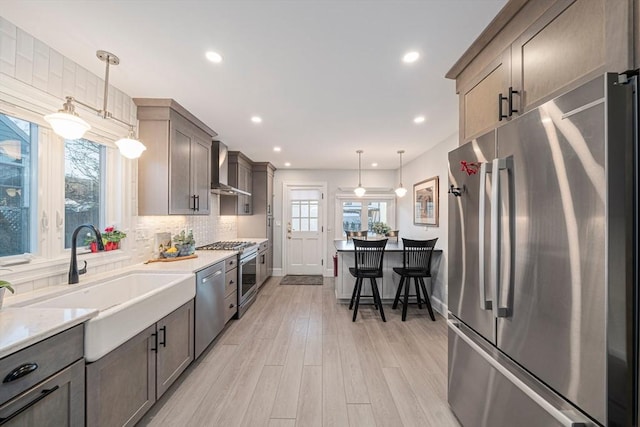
[395,150,408,197]
[354,150,366,197]
[44,50,146,159]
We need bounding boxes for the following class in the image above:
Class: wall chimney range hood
[211,141,251,196]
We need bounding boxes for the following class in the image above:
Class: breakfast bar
[333,239,442,302]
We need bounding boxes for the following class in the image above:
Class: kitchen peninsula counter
[333,239,442,302]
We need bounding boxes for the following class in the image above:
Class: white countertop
[0,307,97,359]
[0,244,255,360]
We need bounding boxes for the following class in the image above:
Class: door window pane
[291,199,319,233]
[64,139,104,248]
[0,114,35,257]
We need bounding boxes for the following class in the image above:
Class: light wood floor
[139,277,459,427]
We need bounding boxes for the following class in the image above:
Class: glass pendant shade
[395,186,407,197]
[354,186,366,197]
[115,137,147,159]
[44,112,91,140]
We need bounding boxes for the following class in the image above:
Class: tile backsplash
[131,196,237,264]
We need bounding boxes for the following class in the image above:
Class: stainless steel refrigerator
[447,73,637,427]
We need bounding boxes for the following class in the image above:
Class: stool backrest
[346,230,368,240]
[353,238,387,273]
[401,238,438,271]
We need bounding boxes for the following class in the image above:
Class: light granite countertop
[0,307,97,359]
[0,238,269,360]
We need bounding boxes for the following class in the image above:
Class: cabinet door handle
[191,195,197,211]
[229,280,234,285]
[508,86,519,116]
[151,332,158,353]
[229,303,235,309]
[195,195,200,211]
[244,203,249,214]
[3,363,38,383]
[0,385,59,425]
[498,92,508,121]
[159,326,167,347]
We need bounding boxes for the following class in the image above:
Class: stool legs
[393,273,437,322]
[350,277,385,322]
[414,278,423,309]
[419,277,436,321]
[352,278,363,322]
[392,276,404,309]
[371,278,385,322]
[402,275,411,321]
[349,277,360,310]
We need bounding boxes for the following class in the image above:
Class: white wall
[0,17,236,294]
[395,132,458,313]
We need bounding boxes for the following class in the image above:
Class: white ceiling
[1,0,505,170]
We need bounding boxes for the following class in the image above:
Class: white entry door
[285,186,324,275]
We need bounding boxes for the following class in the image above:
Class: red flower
[104,226,114,233]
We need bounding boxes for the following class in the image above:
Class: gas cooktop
[197,241,257,251]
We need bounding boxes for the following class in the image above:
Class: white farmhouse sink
[28,272,195,361]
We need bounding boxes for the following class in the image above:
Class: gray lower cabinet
[0,359,85,427]
[0,325,85,427]
[86,300,194,427]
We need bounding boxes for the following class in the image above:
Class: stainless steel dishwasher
[195,260,226,359]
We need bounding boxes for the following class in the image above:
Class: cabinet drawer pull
[0,385,59,425]
[159,326,167,347]
[229,280,234,285]
[151,332,158,353]
[229,304,235,309]
[498,92,508,121]
[508,86,519,116]
[3,363,38,383]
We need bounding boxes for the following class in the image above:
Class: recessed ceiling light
[284,162,291,167]
[402,51,420,64]
[371,163,378,167]
[273,147,281,152]
[205,51,222,63]
[251,116,262,124]
[413,115,426,124]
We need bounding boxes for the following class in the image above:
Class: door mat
[280,275,324,285]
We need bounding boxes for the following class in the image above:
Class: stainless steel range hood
[211,141,251,196]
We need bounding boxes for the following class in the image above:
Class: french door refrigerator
[447,73,637,427]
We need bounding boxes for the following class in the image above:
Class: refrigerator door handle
[478,162,493,310]
[447,320,588,427]
[491,157,511,318]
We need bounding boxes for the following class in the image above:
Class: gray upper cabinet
[447,0,635,144]
[221,152,253,216]
[134,98,217,215]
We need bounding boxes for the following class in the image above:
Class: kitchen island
[333,239,442,302]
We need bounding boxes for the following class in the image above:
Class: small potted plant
[173,229,195,257]
[85,226,127,252]
[371,221,391,236]
[0,280,15,309]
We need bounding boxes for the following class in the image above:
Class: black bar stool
[348,238,387,322]
[392,238,438,321]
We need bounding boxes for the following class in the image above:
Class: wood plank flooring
[139,277,459,427]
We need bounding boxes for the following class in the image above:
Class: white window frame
[0,74,133,273]
[335,193,396,239]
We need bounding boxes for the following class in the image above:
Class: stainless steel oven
[196,241,259,319]
[238,247,258,318]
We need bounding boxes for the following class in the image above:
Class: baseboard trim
[431,295,447,317]
[272,268,283,277]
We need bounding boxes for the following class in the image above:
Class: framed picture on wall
[414,176,439,226]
